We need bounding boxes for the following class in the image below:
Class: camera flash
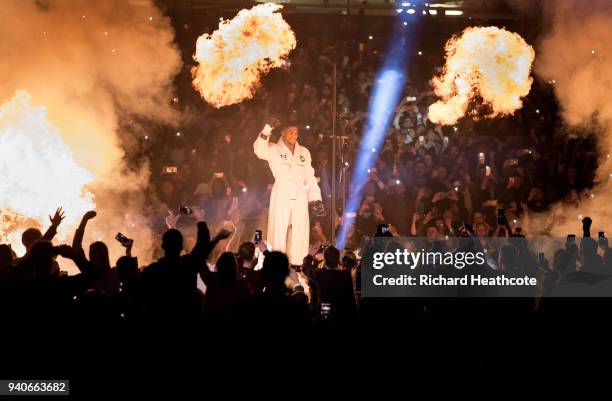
[176,132,181,136]
[368,35,373,40]
[367,169,371,174]
[396,179,401,185]
[306,125,310,130]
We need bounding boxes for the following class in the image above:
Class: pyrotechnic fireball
[0,90,95,254]
[191,3,296,108]
[428,26,535,125]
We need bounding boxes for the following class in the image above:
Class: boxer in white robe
[253,124,322,265]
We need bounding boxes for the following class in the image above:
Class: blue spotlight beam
[337,6,418,249]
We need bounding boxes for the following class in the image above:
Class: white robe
[254,127,322,265]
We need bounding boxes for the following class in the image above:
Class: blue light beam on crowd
[336,11,416,249]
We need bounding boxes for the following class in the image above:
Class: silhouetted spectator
[237,251,310,329]
[237,241,264,295]
[306,246,357,324]
[140,222,228,324]
[201,251,250,323]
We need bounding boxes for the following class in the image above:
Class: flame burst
[191,3,296,108]
[428,26,535,125]
[0,91,95,254]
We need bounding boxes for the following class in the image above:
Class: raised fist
[265,116,281,130]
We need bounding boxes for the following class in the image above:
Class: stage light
[306,125,310,130]
[337,13,412,248]
[407,9,416,14]
[144,135,149,140]
[403,22,408,26]
[369,35,373,40]
[402,1,411,6]
[397,9,403,14]
[242,187,247,193]
[418,51,423,55]
[176,132,181,136]
[445,10,463,16]
[429,10,438,15]
[536,109,540,114]
[395,179,401,185]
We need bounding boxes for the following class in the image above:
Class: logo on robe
[300,155,305,162]
[281,154,288,159]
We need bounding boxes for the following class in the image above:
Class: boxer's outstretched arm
[253,124,273,161]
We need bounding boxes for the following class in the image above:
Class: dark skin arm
[42,207,65,242]
[192,222,232,284]
[55,244,100,285]
[72,211,96,257]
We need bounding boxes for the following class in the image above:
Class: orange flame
[191,3,296,108]
[428,26,535,125]
[0,91,95,255]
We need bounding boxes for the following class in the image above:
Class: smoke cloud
[527,0,612,236]
[0,0,182,268]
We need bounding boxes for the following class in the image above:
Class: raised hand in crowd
[72,210,97,256]
[49,207,66,228]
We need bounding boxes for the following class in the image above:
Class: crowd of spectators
[1,14,610,336]
[141,15,597,251]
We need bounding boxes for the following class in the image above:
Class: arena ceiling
[155,0,526,20]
